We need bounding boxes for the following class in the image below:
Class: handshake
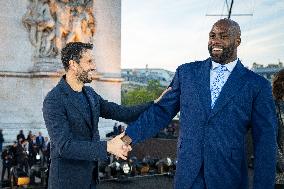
[106,132,133,160]
[106,87,172,160]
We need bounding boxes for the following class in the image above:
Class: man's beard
[77,70,92,84]
[208,44,235,64]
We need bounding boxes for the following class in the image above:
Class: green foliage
[122,80,165,106]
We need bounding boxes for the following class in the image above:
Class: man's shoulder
[43,80,66,105]
[45,84,61,99]
[176,59,209,75]
[179,59,207,69]
[245,68,271,87]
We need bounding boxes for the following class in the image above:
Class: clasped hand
[106,87,172,160]
[107,132,132,160]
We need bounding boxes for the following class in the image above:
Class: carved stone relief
[22,0,95,58]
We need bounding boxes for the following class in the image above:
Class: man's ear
[236,37,241,47]
[68,60,77,71]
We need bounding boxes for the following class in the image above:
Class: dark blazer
[36,136,44,148]
[126,58,277,189]
[42,77,151,189]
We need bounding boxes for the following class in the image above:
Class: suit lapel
[58,78,92,130]
[196,59,212,118]
[68,92,93,129]
[83,87,99,130]
[208,60,248,120]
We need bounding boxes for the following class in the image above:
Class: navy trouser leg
[191,164,206,189]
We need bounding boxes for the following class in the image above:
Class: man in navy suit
[42,42,168,189]
[123,18,277,189]
[36,131,44,150]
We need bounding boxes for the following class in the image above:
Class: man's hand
[107,132,132,160]
[154,87,172,103]
[121,135,132,145]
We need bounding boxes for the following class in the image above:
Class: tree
[122,80,165,106]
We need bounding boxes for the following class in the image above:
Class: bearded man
[123,18,277,189]
[42,42,166,189]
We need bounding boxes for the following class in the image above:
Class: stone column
[92,0,123,138]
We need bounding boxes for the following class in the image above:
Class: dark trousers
[18,159,29,173]
[1,163,11,181]
[28,154,36,167]
[191,164,207,189]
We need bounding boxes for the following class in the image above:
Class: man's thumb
[118,131,125,138]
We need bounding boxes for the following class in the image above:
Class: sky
[121,0,284,71]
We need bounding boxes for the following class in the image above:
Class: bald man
[123,19,277,189]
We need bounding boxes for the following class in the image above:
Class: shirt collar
[211,58,238,72]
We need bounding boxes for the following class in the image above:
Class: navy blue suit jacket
[126,58,277,189]
[36,136,44,147]
[42,77,152,189]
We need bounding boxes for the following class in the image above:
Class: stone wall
[0,0,122,143]
[0,73,61,141]
[0,0,33,72]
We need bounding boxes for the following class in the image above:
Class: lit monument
[0,0,122,142]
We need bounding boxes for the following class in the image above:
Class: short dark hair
[61,42,93,70]
[273,69,284,101]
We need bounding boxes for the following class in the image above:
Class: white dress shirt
[210,59,238,93]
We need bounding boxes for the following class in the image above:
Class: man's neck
[212,57,238,65]
[66,73,83,92]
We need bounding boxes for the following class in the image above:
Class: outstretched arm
[125,68,181,144]
[98,87,171,123]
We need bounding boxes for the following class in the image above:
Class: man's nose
[211,38,222,46]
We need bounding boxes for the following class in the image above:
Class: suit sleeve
[126,67,181,144]
[99,96,154,123]
[43,94,107,161]
[251,81,277,189]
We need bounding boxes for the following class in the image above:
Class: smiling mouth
[212,47,223,53]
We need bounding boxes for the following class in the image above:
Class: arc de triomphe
[0,0,122,143]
